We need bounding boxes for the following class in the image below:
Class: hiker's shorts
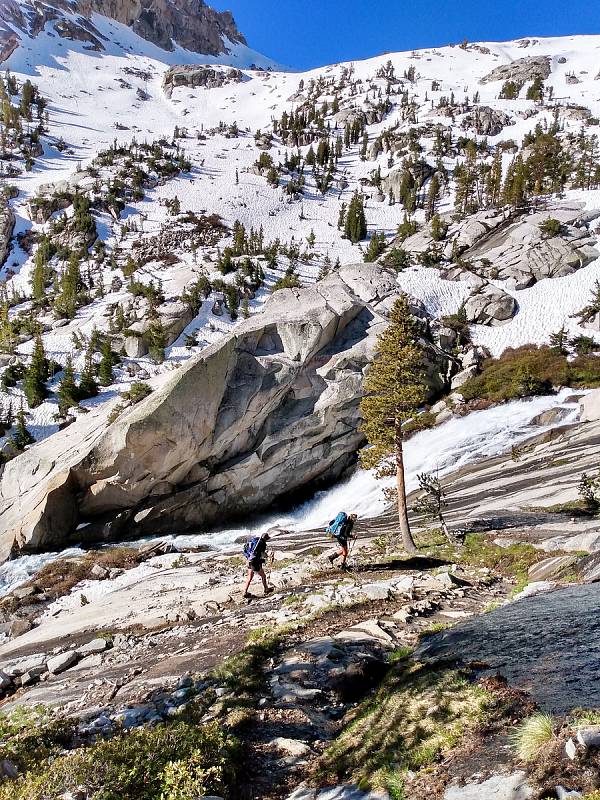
[249,558,265,572]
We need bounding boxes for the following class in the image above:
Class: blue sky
[211,0,600,69]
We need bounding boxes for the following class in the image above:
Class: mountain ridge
[0,0,250,65]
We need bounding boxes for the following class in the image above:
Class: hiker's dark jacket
[249,538,268,570]
[336,517,355,545]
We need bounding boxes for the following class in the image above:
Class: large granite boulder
[479,56,551,85]
[461,106,513,137]
[464,206,600,289]
[0,265,448,561]
[464,282,517,326]
[163,65,244,98]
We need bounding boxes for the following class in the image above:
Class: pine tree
[364,232,386,262]
[58,355,78,416]
[98,337,114,386]
[11,403,34,452]
[549,326,569,355]
[20,80,34,121]
[147,318,167,363]
[79,343,99,400]
[56,252,81,319]
[23,333,48,408]
[425,173,441,221]
[360,296,428,553]
[344,192,367,244]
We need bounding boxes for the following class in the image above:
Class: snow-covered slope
[1,24,600,450]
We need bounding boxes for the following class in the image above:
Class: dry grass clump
[511,712,556,761]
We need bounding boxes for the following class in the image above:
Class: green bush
[0,721,239,800]
[460,345,600,402]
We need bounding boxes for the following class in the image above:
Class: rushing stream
[0,390,582,598]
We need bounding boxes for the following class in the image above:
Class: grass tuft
[511,712,556,761]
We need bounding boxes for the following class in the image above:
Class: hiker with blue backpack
[242,532,274,598]
[327,512,358,570]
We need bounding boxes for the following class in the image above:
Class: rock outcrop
[464,281,517,326]
[461,105,513,137]
[0,264,448,561]
[479,55,552,85]
[0,0,247,63]
[163,65,244,98]
[0,204,15,268]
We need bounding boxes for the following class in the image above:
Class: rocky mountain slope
[1,11,600,554]
[0,0,249,63]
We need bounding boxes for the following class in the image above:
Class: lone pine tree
[344,192,367,243]
[360,295,428,553]
[58,355,78,416]
[23,333,48,408]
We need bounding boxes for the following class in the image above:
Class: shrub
[511,712,555,761]
[460,345,600,402]
[538,217,563,237]
[0,721,239,800]
[272,273,301,292]
[121,382,152,404]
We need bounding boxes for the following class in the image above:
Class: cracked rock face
[0,0,246,63]
[0,264,447,562]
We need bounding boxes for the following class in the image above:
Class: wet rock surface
[417,583,600,714]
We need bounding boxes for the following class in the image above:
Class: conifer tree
[98,337,115,386]
[425,173,441,221]
[344,192,367,243]
[58,355,78,416]
[360,296,428,553]
[549,326,569,355]
[364,232,386,262]
[23,333,48,408]
[11,402,34,452]
[79,343,99,400]
[147,318,167,363]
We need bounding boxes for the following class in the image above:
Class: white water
[0,390,582,598]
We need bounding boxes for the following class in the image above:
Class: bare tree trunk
[439,512,455,545]
[396,419,418,554]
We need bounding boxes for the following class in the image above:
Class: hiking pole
[267,550,275,587]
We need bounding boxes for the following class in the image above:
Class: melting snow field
[0,390,582,599]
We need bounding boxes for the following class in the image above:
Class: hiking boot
[264,587,274,596]
[340,563,349,571]
[328,554,337,565]
[243,592,252,599]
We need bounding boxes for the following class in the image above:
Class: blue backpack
[243,536,260,561]
[326,512,348,539]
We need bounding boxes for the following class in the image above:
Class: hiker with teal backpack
[242,532,274,598]
[326,512,357,570]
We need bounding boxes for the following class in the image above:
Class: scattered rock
[444,771,532,799]
[47,651,79,675]
[580,389,600,423]
[464,282,517,326]
[271,737,311,758]
[576,725,600,748]
[565,737,578,760]
[76,638,111,656]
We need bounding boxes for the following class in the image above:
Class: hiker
[242,532,274,598]
[327,512,357,570]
